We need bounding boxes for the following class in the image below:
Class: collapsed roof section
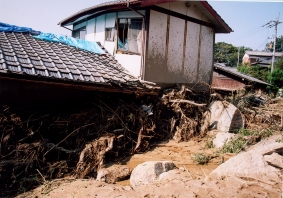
[214,63,270,85]
[0,23,159,95]
[58,0,232,33]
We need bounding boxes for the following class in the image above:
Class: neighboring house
[242,51,283,67]
[0,29,157,108]
[212,63,269,91]
[58,0,232,89]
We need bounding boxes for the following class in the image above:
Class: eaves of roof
[0,31,159,95]
[214,63,270,86]
[58,0,232,33]
[245,51,283,57]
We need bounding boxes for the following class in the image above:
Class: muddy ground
[17,132,281,198]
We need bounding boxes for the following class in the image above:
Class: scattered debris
[1,85,283,197]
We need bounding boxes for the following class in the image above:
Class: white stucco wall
[95,14,106,45]
[85,18,96,41]
[115,54,141,78]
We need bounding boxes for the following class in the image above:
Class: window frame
[72,26,86,40]
[105,27,115,42]
[116,18,143,55]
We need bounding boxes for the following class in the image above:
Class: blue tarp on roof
[33,33,105,54]
[0,22,105,55]
[0,22,40,34]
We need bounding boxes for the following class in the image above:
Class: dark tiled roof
[214,63,270,85]
[245,51,283,57]
[0,31,158,94]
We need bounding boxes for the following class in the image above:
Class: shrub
[191,153,211,165]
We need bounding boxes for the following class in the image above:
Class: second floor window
[105,28,115,41]
[72,26,86,40]
[117,18,142,54]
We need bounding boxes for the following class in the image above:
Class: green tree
[265,35,283,52]
[214,42,252,67]
[268,56,283,92]
[238,56,283,94]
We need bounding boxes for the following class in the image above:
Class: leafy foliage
[237,64,269,81]
[268,68,283,91]
[214,42,252,67]
[216,128,274,156]
[191,153,211,165]
[237,54,283,93]
[265,35,283,52]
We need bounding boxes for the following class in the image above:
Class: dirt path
[117,137,221,186]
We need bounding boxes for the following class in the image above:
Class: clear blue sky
[0,0,282,51]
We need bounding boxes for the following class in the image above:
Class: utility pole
[262,13,282,73]
[237,46,240,67]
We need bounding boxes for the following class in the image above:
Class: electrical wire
[227,25,263,40]
[228,27,266,42]
[255,37,269,51]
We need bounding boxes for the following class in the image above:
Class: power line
[255,37,269,51]
[262,13,282,73]
[229,27,267,43]
[227,26,263,41]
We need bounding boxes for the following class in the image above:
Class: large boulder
[246,134,283,155]
[130,161,176,187]
[264,152,283,169]
[213,132,236,148]
[96,165,131,184]
[207,150,281,183]
[209,101,245,132]
[207,134,283,183]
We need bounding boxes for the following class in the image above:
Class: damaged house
[58,0,232,89]
[0,23,157,108]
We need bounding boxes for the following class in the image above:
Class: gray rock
[213,132,236,148]
[264,152,283,169]
[247,134,283,155]
[209,101,245,132]
[130,161,176,187]
[207,143,282,184]
[96,165,131,184]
